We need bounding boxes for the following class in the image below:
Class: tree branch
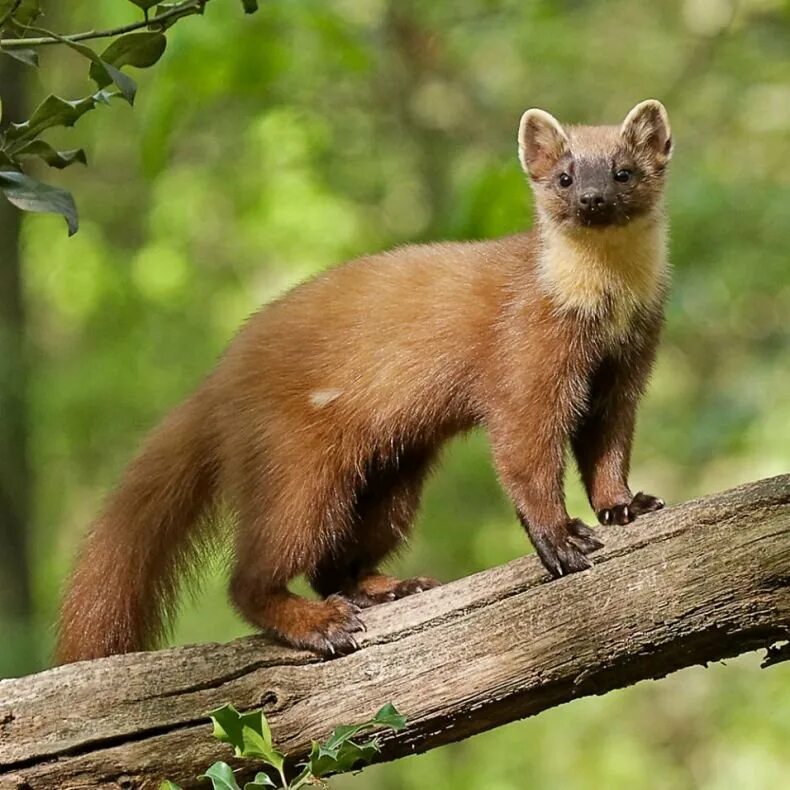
[0,475,788,789]
[0,1,22,31]
[0,0,208,49]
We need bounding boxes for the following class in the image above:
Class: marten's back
[214,232,539,445]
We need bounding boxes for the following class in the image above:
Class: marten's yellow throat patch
[538,215,668,337]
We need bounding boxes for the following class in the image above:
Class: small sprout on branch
[160,702,407,789]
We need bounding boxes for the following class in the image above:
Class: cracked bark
[0,474,788,789]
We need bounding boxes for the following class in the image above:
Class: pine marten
[56,100,672,662]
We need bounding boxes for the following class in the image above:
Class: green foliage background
[5,0,790,787]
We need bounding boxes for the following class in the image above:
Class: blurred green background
[1,0,789,787]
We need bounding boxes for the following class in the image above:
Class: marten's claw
[598,492,664,526]
[394,576,441,597]
[629,491,665,516]
[567,519,605,553]
[597,503,633,526]
[532,518,604,578]
[304,594,366,658]
[344,575,441,608]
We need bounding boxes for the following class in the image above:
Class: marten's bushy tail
[56,390,219,664]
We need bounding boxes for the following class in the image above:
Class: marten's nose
[579,190,606,210]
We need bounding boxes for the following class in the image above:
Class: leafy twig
[0,0,257,234]
[0,0,208,49]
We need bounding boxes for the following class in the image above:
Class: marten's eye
[614,169,632,183]
[558,172,573,188]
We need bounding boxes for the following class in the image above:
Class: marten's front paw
[532,518,604,578]
[597,502,634,526]
[597,492,665,526]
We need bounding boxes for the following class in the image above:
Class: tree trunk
[0,56,34,678]
[0,475,788,789]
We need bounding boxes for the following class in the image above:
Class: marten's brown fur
[56,100,672,662]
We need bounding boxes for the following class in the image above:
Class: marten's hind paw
[532,518,604,578]
[346,574,441,608]
[296,595,366,658]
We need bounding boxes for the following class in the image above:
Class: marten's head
[518,100,672,230]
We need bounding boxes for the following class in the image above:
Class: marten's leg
[309,449,440,607]
[572,321,665,526]
[487,340,604,578]
[229,459,364,656]
[490,422,603,578]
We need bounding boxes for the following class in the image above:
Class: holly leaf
[302,704,405,779]
[15,140,87,169]
[243,773,276,789]
[208,705,285,773]
[1,47,39,67]
[373,703,406,731]
[158,782,183,790]
[331,740,381,773]
[320,704,404,752]
[199,762,242,790]
[0,170,78,235]
[210,704,246,752]
[5,93,105,146]
[307,738,381,778]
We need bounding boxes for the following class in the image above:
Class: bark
[0,474,788,789]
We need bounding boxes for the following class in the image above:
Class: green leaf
[1,47,39,67]
[0,169,78,235]
[241,0,259,13]
[158,781,183,790]
[199,762,241,790]
[16,140,87,169]
[332,739,380,773]
[210,704,246,752]
[19,24,137,104]
[208,705,285,772]
[323,724,368,750]
[127,0,160,10]
[301,704,405,780]
[308,738,381,778]
[243,773,276,790]
[151,3,202,29]
[99,61,137,104]
[5,93,102,146]
[373,703,406,731]
[96,32,167,72]
[307,741,336,778]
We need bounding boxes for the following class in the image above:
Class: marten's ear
[621,99,672,163]
[518,109,569,178]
